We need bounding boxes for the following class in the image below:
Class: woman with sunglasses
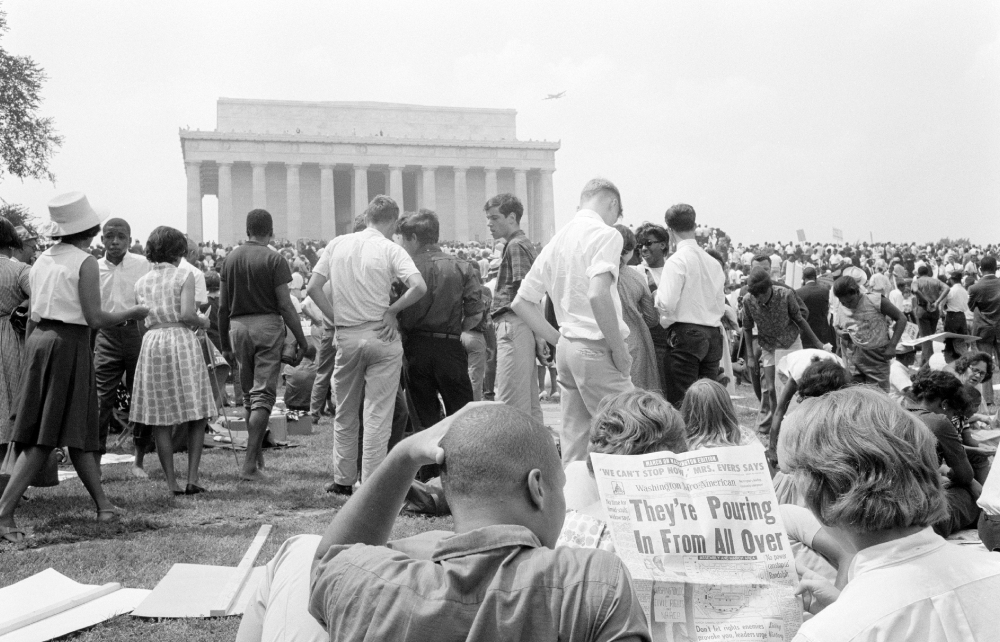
[633,223,670,395]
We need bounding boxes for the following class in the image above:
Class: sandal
[0,526,27,544]
[96,506,126,523]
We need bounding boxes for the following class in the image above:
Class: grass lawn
[0,385,762,641]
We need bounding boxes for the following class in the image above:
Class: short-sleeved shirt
[98,251,151,314]
[518,210,628,341]
[309,524,651,642]
[220,241,292,318]
[912,275,948,310]
[742,285,805,352]
[490,230,537,318]
[398,245,483,336]
[776,349,842,384]
[313,228,420,327]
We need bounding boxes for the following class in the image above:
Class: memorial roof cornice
[179,129,560,151]
[218,97,519,116]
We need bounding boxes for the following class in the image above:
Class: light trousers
[309,323,336,415]
[556,336,634,465]
[331,322,403,485]
[494,313,543,425]
[461,330,487,402]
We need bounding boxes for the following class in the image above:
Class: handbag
[8,306,27,337]
[281,330,302,367]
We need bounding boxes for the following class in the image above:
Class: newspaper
[591,445,802,642]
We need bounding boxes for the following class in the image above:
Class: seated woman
[785,388,1000,638]
[680,378,756,449]
[952,352,997,426]
[560,389,687,550]
[905,369,982,537]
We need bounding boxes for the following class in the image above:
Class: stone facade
[180,99,559,245]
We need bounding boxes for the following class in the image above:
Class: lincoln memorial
[179,99,560,245]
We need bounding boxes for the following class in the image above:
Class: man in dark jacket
[796,266,834,347]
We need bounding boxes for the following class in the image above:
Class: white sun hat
[47,192,109,236]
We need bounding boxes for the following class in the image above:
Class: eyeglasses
[638,240,665,248]
[968,367,988,380]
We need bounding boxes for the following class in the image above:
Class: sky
[2,1,998,245]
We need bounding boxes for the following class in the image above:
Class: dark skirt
[10,320,99,451]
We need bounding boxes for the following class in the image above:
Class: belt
[410,331,461,341]
[148,321,188,331]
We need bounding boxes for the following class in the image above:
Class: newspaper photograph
[591,445,802,642]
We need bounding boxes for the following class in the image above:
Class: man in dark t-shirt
[220,209,315,481]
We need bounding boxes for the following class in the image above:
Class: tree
[0,199,38,237]
[0,7,62,183]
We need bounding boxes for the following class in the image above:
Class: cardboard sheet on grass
[132,524,272,618]
[0,569,150,642]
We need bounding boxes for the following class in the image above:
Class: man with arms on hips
[484,193,546,426]
[396,209,483,427]
[654,203,727,407]
[512,178,634,464]
[309,403,650,641]
[306,196,426,495]
[219,209,314,481]
[94,218,150,475]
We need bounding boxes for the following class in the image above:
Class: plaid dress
[130,264,216,426]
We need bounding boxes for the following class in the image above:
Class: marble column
[186,161,203,242]
[320,165,336,241]
[389,166,404,212]
[454,166,468,241]
[514,168,529,236]
[217,162,233,245]
[421,166,437,210]
[540,169,555,242]
[353,164,369,217]
[286,163,301,241]
[251,162,267,209]
[484,168,498,200]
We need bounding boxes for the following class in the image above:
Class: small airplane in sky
[542,91,566,100]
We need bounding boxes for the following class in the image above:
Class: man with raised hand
[94,217,150,474]
[512,178,634,464]
[309,403,650,641]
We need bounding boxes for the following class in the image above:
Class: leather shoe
[325,482,353,496]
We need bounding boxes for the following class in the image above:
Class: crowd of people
[0,181,998,641]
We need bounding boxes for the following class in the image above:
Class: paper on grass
[0,569,149,642]
[57,453,135,481]
[130,564,265,618]
[591,445,802,641]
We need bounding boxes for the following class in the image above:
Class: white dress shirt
[313,227,420,327]
[177,257,208,305]
[518,209,628,341]
[654,238,725,329]
[99,251,150,313]
[793,528,1000,642]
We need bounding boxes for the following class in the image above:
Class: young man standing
[912,264,949,365]
[220,209,314,481]
[970,255,1000,405]
[512,178,633,464]
[94,218,150,474]
[485,194,545,426]
[306,196,426,494]
[397,209,483,427]
[654,204,726,407]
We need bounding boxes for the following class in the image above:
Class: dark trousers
[943,311,969,356]
[483,322,497,400]
[662,322,724,407]
[403,335,474,428]
[975,322,1000,404]
[916,308,940,363]
[93,322,143,453]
